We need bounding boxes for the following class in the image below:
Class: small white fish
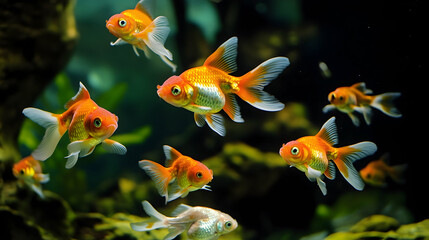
[131,201,238,240]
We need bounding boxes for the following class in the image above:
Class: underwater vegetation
[0,0,423,240]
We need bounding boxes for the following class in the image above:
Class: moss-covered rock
[325,215,429,240]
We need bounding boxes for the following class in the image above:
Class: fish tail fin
[236,57,289,111]
[389,164,408,184]
[334,142,377,191]
[370,92,402,118]
[22,108,67,161]
[141,16,173,59]
[138,160,172,201]
[131,201,171,231]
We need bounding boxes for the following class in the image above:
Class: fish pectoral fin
[322,104,336,113]
[347,112,361,127]
[35,173,50,184]
[110,38,128,46]
[102,139,127,155]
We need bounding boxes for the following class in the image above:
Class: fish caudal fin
[139,16,176,71]
[334,142,377,191]
[22,108,66,161]
[138,160,172,202]
[370,92,402,118]
[237,57,289,111]
[131,201,171,232]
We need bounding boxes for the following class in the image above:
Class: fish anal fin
[324,161,336,180]
[205,113,225,136]
[223,94,244,123]
[315,117,338,146]
[203,37,238,74]
[163,145,183,167]
[65,82,91,109]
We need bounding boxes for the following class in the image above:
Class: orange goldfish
[279,117,377,195]
[106,0,176,72]
[13,155,49,198]
[360,153,407,187]
[157,37,289,136]
[139,145,213,203]
[22,82,126,169]
[323,82,401,126]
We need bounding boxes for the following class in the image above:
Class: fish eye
[93,118,102,128]
[339,96,344,101]
[171,86,181,96]
[20,169,25,175]
[196,172,203,178]
[225,221,233,229]
[118,18,127,27]
[291,147,299,155]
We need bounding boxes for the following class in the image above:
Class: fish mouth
[105,123,118,137]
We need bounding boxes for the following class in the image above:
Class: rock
[350,215,399,233]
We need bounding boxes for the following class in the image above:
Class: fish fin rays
[163,145,182,167]
[371,92,402,118]
[139,160,172,201]
[237,57,289,111]
[204,37,238,74]
[131,201,171,231]
[102,139,127,155]
[65,139,98,169]
[334,141,377,191]
[23,108,66,161]
[223,94,244,123]
[65,82,90,109]
[316,178,327,196]
[315,117,338,146]
[324,161,336,180]
[194,113,225,136]
[135,0,155,19]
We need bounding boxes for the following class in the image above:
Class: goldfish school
[16,0,405,239]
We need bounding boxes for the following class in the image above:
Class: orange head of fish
[13,156,37,182]
[85,107,119,140]
[157,75,193,107]
[106,13,136,38]
[279,141,309,166]
[186,161,213,188]
[327,88,350,107]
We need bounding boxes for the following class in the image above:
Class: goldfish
[139,145,213,203]
[106,0,177,72]
[131,200,238,240]
[22,82,126,169]
[279,117,377,195]
[360,153,407,187]
[157,36,289,136]
[13,155,49,198]
[323,82,401,126]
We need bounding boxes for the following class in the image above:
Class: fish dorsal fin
[316,117,338,146]
[163,145,182,167]
[171,204,192,217]
[203,37,238,74]
[351,82,373,94]
[65,82,90,109]
[135,0,155,19]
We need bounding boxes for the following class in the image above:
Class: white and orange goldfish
[106,0,176,71]
[23,82,126,169]
[157,36,289,136]
[323,82,401,126]
[279,117,377,195]
[131,201,238,240]
[139,145,213,203]
[13,155,49,198]
[360,153,407,187]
